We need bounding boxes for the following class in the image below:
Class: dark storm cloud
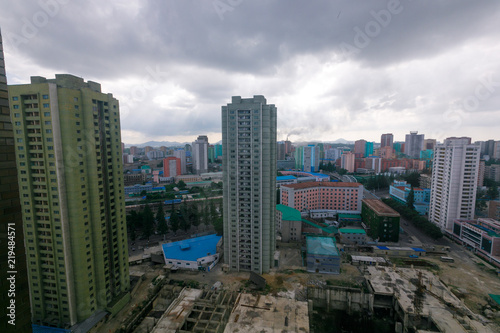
[1,0,500,142]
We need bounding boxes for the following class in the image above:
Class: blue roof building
[162,234,222,271]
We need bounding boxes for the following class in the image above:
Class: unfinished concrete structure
[224,293,309,333]
[149,288,236,333]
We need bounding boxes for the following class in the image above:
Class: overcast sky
[2,0,500,145]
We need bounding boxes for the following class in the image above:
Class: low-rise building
[339,228,366,244]
[489,201,500,220]
[361,199,400,242]
[124,183,153,196]
[276,204,302,242]
[162,234,222,271]
[446,218,500,267]
[306,236,340,274]
[372,246,426,257]
[389,180,430,215]
[281,181,363,214]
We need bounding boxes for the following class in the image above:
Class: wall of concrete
[308,286,374,314]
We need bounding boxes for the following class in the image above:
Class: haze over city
[2,0,500,144]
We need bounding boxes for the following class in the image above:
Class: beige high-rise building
[222,96,277,274]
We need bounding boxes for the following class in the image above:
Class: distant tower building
[404,131,424,158]
[429,137,480,230]
[303,145,320,172]
[192,135,209,174]
[341,152,355,173]
[174,149,186,175]
[130,145,138,156]
[222,95,277,274]
[144,145,153,153]
[277,141,286,160]
[365,142,374,157]
[9,75,130,328]
[424,139,436,150]
[478,160,485,187]
[294,146,304,170]
[163,156,182,177]
[381,133,394,149]
[0,30,32,333]
[214,143,223,160]
[354,139,367,158]
[284,139,292,155]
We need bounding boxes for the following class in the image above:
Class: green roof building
[276,204,302,242]
[9,75,130,329]
[306,236,340,274]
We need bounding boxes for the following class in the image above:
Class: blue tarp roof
[306,236,339,256]
[411,248,426,252]
[277,175,297,181]
[162,234,221,261]
[377,246,390,250]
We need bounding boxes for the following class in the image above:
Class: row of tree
[126,199,223,241]
[382,198,443,240]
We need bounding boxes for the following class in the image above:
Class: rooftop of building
[282,181,361,190]
[276,204,302,222]
[277,175,297,181]
[339,228,366,234]
[162,234,221,262]
[362,199,400,217]
[306,236,339,256]
[224,293,309,333]
[26,74,103,93]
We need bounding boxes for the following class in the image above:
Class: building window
[42,95,48,99]
[13,105,19,109]
[12,96,19,101]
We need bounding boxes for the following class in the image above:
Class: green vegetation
[382,198,443,239]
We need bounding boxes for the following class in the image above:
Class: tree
[179,201,191,232]
[407,187,415,209]
[156,204,165,224]
[126,210,140,242]
[169,203,179,234]
[142,204,155,240]
[156,204,168,239]
[476,190,487,211]
[213,216,223,236]
[338,168,348,175]
[487,183,499,200]
[190,203,200,229]
[402,172,420,188]
[177,180,187,190]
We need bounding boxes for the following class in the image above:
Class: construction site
[91,241,500,333]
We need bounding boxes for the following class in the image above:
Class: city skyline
[2,1,500,144]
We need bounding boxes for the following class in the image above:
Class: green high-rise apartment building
[222,96,277,274]
[9,75,130,329]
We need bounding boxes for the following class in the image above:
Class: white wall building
[429,137,480,230]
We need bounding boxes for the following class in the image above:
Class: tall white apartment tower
[222,96,277,274]
[192,135,209,174]
[429,137,480,230]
